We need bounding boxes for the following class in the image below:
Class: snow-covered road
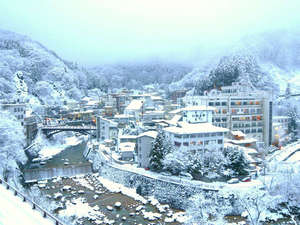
[0,185,55,225]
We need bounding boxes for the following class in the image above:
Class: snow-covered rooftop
[137,131,158,139]
[164,122,229,134]
[125,99,144,111]
[169,106,215,114]
[231,130,246,137]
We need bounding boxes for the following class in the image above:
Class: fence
[0,178,66,225]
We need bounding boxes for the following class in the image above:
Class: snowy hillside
[172,30,300,95]
[0,29,88,107]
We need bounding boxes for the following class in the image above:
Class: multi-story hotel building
[179,82,273,145]
[164,122,228,152]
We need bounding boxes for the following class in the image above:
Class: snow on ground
[96,176,147,204]
[0,185,54,225]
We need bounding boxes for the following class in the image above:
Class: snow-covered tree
[185,191,231,224]
[229,188,281,225]
[0,111,27,182]
[287,106,298,139]
[149,130,169,171]
[223,146,250,177]
[163,148,190,175]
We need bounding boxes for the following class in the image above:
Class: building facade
[163,122,228,152]
[179,82,273,145]
[136,131,158,168]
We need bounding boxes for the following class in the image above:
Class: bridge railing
[0,178,67,225]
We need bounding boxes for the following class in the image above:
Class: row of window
[213,117,227,122]
[208,101,261,107]
[174,139,223,147]
[17,115,23,120]
[14,108,24,113]
[231,108,261,114]
[232,115,263,121]
[232,122,263,128]
[174,132,224,139]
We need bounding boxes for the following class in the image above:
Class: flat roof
[137,131,158,139]
[164,122,228,134]
[125,99,143,111]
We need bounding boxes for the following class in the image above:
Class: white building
[96,116,118,142]
[136,131,158,168]
[168,106,215,124]
[0,102,26,126]
[124,99,144,120]
[163,122,229,152]
[272,116,290,146]
[179,82,273,145]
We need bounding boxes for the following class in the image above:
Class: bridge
[41,125,97,138]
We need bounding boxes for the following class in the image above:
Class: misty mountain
[173,30,300,95]
[89,63,192,90]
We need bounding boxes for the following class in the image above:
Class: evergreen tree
[288,106,298,140]
[149,130,168,171]
[223,146,249,176]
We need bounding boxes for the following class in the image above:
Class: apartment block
[180,82,273,145]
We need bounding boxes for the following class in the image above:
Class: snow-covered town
[1,1,300,225]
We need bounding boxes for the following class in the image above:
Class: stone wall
[98,163,216,209]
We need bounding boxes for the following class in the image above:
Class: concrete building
[180,82,273,145]
[96,116,118,143]
[24,115,38,147]
[163,122,228,153]
[0,101,26,126]
[272,116,290,147]
[119,142,135,161]
[136,131,158,168]
[124,99,144,120]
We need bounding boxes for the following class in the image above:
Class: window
[190,141,196,145]
[174,134,182,138]
[204,140,209,145]
[222,109,227,114]
[218,139,223,144]
[209,102,214,106]
[183,142,189,146]
[198,141,203,145]
[215,102,220,106]
[211,133,216,136]
[222,102,227,106]
[174,141,181,147]
[197,133,203,138]
[231,102,235,106]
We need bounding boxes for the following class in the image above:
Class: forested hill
[170,30,300,95]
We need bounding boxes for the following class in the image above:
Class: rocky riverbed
[34,173,186,225]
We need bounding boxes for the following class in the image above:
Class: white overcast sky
[0,0,300,65]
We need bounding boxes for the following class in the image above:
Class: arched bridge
[41,125,97,138]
